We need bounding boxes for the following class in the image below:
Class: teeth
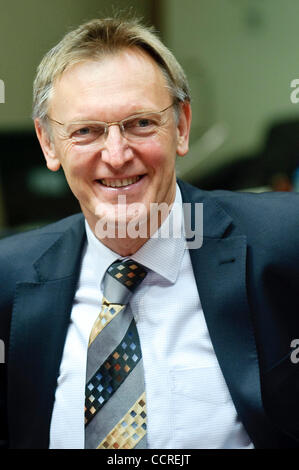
[101,176,141,187]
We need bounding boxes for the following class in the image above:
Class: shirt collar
[84,183,186,285]
[132,185,186,283]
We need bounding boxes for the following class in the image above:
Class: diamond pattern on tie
[107,260,147,291]
[97,392,147,449]
[85,258,148,449]
[88,298,125,346]
[85,319,142,426]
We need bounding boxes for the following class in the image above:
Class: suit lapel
[189,234,266,445]
[8,216,86,448]
[178,180,275,447]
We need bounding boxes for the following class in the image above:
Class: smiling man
[35,47,190,255]
[1,17,299,450]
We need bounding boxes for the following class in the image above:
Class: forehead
[50,48,172,120]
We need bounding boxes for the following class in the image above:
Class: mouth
[98,175,144,188]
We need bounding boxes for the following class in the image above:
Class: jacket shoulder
[0,213,83,251]
[178,179,299,250]
[209,189,299,234]
[178,179,299,228]
[0,213,84,279]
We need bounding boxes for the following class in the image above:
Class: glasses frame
[45,102,176,144]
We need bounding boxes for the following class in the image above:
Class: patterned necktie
[85,259,148,449]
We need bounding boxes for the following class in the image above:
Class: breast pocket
[169,367,238,448]
[171,366,231,403]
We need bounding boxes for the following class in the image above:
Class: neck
[96,234,149,257]
[86,206,173,256]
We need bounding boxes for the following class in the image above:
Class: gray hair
[32,17,190,127]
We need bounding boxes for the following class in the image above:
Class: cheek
[137,139,175,171]
[60,148,96,180]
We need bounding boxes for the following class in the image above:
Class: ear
[34,119,61,171]
[176,101,192,157]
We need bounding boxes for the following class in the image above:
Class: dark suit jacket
[1,179,299,448]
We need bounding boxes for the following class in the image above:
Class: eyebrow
[65,107,165,123]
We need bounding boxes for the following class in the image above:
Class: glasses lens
[123,113,161,139]
[66,122,106,144]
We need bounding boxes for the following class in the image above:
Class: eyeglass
[46,103,175,146]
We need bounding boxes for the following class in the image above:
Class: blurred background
[1,0,299,237]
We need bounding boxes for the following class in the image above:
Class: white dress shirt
[49,185,253,449]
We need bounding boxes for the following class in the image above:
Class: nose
[100,124,134,169]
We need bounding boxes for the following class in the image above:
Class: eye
[73,126,94,136]
[70,124,106,143]
[124,116,158,135]
[125,117,155,128]
[137,118,152,128]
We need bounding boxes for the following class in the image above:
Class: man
[1,17,299,449]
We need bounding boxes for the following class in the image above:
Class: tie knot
[107,259,147,291]
[103,259,147,304]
